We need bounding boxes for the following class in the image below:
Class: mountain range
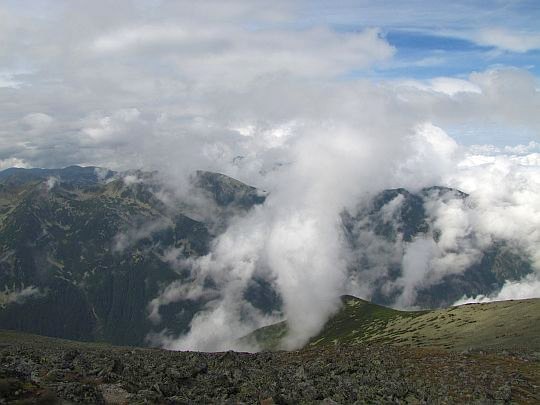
[0,166,263,345]
[0,166,533,346]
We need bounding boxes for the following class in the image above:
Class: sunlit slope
[246,295,540,353]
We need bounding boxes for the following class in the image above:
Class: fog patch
[0,286,47,307]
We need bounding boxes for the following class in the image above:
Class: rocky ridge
[1,329,539,404]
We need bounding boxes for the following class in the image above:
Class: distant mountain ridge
[0,165,115,186]
[0,166,264,345]
[0,166,533,346]
[342,186,532,308]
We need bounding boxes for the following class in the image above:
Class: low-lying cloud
[146,122,540,350]
[454,275,540,305]
[0,286,47,307]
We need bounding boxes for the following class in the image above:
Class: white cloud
[454,275,540,305]
[46,176,59,191]
[340,133,540,310]
[22,113,54,133]
[81,108,144,145]
[393,237,437,308]
[396,123,459,189]
[92,24,393,84]
[0,71,22,89]
[147,281,214,325]
[428,78,482,96]
[93,25,193,52]
[0,157,29,170]
[468,141,540,156]
[397,77,482,96]
[473,28,540,53]
[0,286,46,306]
[113,217,172,253]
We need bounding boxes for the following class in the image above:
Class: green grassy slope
[306,295,425,347]
[357,298,540,352]
[244,295,540,354]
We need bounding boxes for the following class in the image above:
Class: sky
[1,1,540,350]
[0,0,539,171]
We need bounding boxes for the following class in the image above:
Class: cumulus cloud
[448,153,540,267]
[395,122,460,188]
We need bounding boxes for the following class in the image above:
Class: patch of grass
[242,296,540,355]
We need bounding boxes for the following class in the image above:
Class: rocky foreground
[1,331,539,404]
